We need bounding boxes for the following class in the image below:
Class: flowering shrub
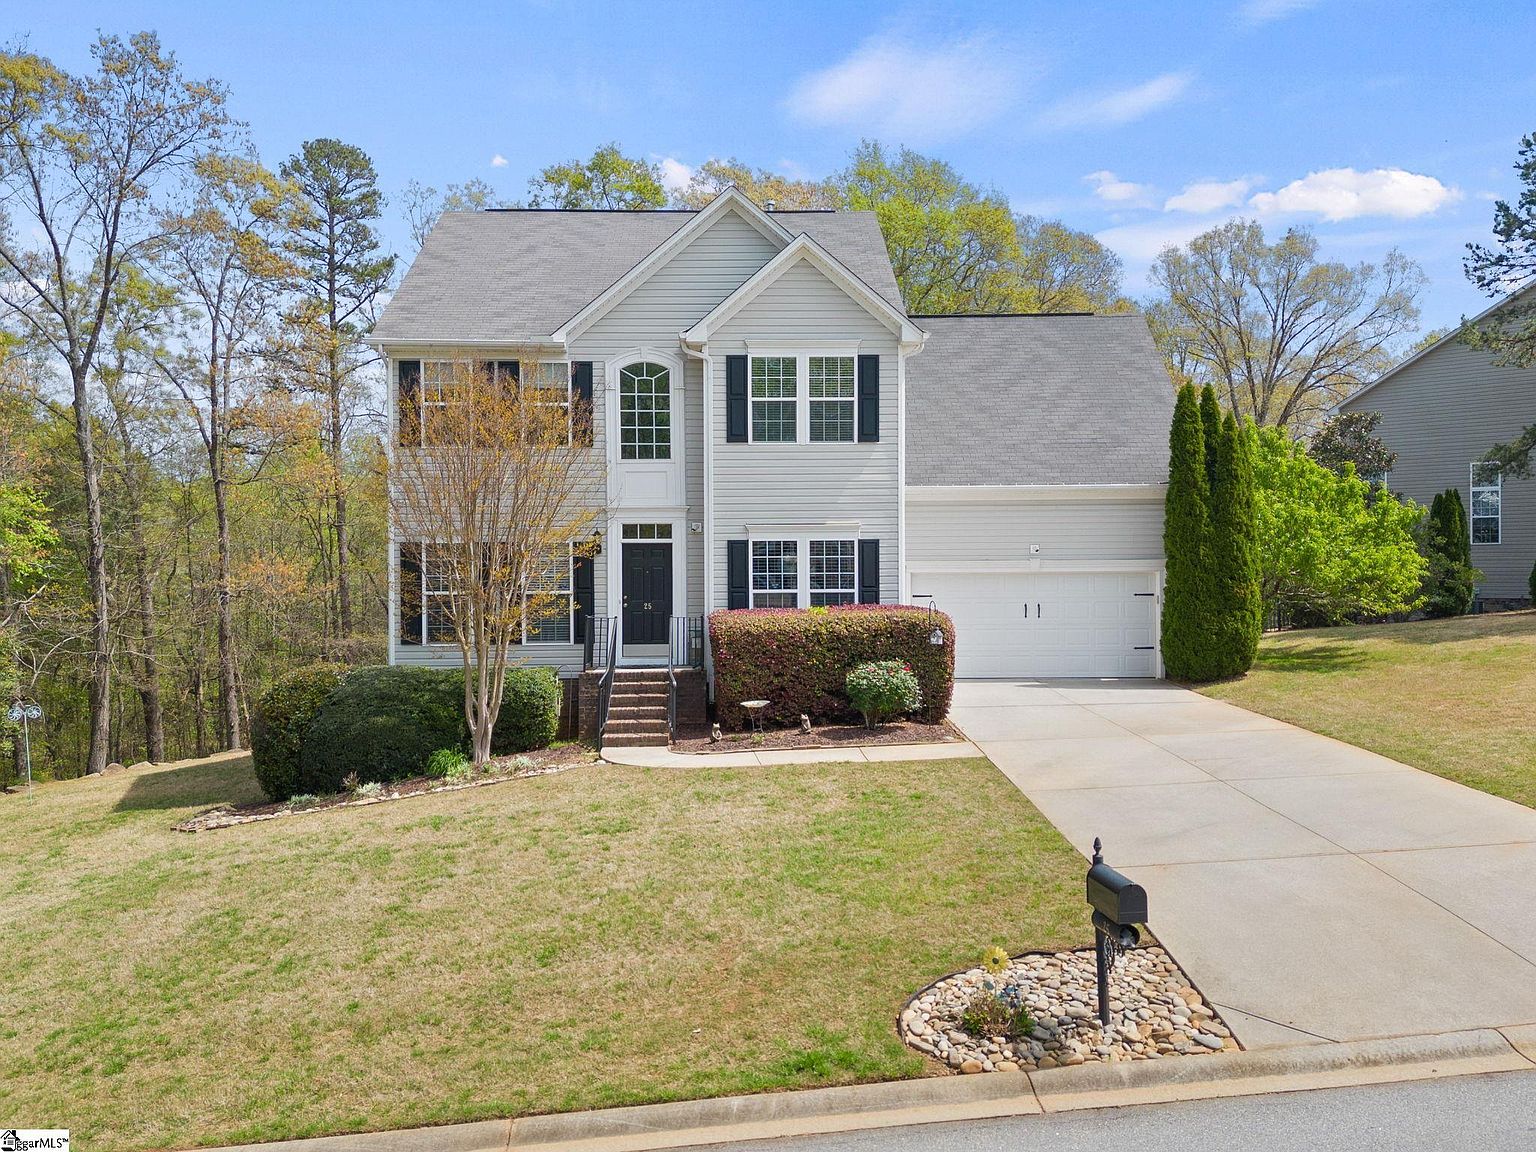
[709,605,954,730]
[846,660,922,727]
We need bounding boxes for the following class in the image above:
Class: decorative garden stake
[6,696,43,796]
[1085,837,1147,1030]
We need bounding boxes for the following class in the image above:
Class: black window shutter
[572,361,594,446]
[727,540,749,609]
[857,355,880,442]
[573,552,595,640]
[726,355,748,443]
[858,539,880,604]
[398,542,423,644]
[397,359,421,446]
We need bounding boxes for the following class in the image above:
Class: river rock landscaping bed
[900,945,1236,1073]
[671,719,963,754]
[175,746,594,832]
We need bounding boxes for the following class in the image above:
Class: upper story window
[750,356,797,442]
[750,540,798,607]
[808,356,855,442]
[408,359,570,446]
[1471,463,1501,544]
[530,361,572,441]
[619,361,671,460]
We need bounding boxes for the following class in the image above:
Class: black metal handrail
[595,615,619,741]
[666,615,705,736]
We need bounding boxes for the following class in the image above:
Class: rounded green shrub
[845,660,922,727]
[298,666,468,794]
[250,663,350,801]
[444,666,562,754]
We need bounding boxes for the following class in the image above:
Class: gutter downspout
[682,337,713,694]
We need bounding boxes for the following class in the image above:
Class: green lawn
[0,751,1085,1150]
[1201,611,1536,808]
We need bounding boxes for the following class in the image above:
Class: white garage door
[913,571,1160,678]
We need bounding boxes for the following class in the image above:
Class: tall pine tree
[1162,384,1213,679]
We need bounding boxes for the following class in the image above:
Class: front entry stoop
[599,669,708,748]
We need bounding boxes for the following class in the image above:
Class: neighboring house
[1337,288,1536,605]
[370,189,1173,696]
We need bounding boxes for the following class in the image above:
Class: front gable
[553,189,792,344]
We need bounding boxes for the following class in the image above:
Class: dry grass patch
[0,751,1083,1149]
[1202,611,1536,807]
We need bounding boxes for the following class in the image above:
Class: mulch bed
[670,719,965,754]
[175,744,596,832]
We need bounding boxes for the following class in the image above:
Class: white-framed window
[413,543,575,645]
[809,540,857,605]
[750,356,797,442]
[618,361,671,460]
[422,544,456,643]
[750,540,798,607]
[525,547,574,644]
[530,360,572,444]
[1471,463,1501,545]
[808,356,855,442]
[420,360,461,445]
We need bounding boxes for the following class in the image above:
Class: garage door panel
[915,570,1161,679]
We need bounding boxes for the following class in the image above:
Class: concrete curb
[198,1028,1536,1152]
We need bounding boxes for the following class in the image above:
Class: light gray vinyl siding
[1341,338,1536,599]
[906,498,1166,567]
[572,206,784,621]
[709,257,903,606]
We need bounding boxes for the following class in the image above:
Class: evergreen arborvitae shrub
[1421,488,1477,616]
[250,663,350,801]
[299,665,469,793]
[1200,385,1223,491]
[1208,412,1262,677]
[1162,384,1215,680]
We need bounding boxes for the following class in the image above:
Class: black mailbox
[1087,860,1147,926]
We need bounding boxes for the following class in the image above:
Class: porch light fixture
[588,529,603,557]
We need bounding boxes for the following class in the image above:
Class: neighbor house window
[1471,463,1501,544]
[619,361,671,460]
[809,540,857,605]
[751,540,798,607]
[422,545,456,642]
[808,356,855,442]
[750,356,797,442]
[525,548,574,644]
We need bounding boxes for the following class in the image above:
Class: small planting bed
[175,744,594,831]
[900,944,1237,1072]
[672,719,964,754]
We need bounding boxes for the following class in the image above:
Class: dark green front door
[622,543,672,645]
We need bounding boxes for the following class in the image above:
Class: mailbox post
[1085,837,1146,1029]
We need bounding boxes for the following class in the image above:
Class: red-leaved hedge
[709,605,955,730]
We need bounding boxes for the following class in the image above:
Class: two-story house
[372,189,1173,720]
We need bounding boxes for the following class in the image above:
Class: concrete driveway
[951,679,1536,1050]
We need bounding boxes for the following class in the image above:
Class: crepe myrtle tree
[389,353,600,766]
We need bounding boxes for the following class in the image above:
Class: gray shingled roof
[372,208,903,343]
[906,314,1174,486]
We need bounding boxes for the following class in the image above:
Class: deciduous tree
[1010,215,1129,313]
[671,158,836,210]
[525,143,665,210]
[0,33,229,773]
[1147,221,1424,435]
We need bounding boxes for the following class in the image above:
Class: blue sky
[17,0,1536,335]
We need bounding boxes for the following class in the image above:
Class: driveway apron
[951,679,1536,1049]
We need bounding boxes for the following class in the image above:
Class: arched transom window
[619,361,671,460]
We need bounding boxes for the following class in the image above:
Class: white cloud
[1164,178,1252,213]
[1084,170,1154,205]
[490,154,508,168]
[1039,72,1191,130]
[787,34,1022,141]
[1248,167,1461,221]
[657,156,694,194]
[1241,0,1322,25]
[1095,217,1223,264]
